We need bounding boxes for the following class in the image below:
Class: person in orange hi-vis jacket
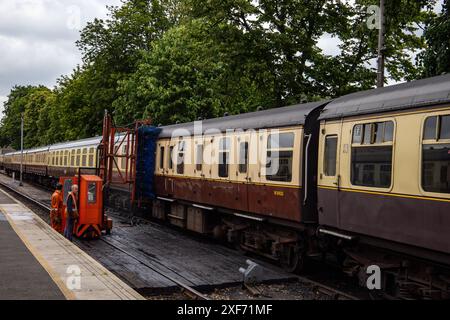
[50,183,64,234]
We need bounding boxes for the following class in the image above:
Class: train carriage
[1,73,450,298]
[317,74,450,259]
[151,101,327,270]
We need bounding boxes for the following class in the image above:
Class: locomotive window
[88,182,97,204]
[219,138,230,178]
[422,144,450,194]
[177,141,185,175]
[159,146,165,169]
[266,133,294,182]
[239,142,249,174]
[195,144,203,171]
[324,135,338,176]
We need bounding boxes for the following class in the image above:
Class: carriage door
[235,134,250,212]
[166,141,176,195]
[317,123,341,227]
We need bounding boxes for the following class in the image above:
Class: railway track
[0,179,208,300]
[0,175,364,300]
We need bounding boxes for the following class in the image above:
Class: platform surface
[0,174,294,296]
[0,189,144,300]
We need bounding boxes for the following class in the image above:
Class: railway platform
[0,189,144,300]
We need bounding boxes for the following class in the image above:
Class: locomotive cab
[60,175,112,239]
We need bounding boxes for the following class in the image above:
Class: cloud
[317,33,342,56]
[0,0,121,115]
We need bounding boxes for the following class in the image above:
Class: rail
[0,179,209,300]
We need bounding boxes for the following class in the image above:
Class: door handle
[333,175,341,190]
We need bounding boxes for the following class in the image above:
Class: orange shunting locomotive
[59,174,112,239]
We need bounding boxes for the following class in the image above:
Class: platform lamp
[19,113,23,187]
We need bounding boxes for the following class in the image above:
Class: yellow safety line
[0,189,76,300]
[318,185,450,203]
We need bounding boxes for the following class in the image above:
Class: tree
[0,86,54,149]
[419,0,450,77]
[114,18,277,125]
[72,0,177,128]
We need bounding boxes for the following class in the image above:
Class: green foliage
[0,86,55,149]
[114,19,277,125]
[0,0,444,149]
[419,0,450,77]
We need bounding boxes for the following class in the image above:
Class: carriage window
[351,122,394,188]
[422,115,450,194]
[351,147,393,188]
[423,115,450,140]
[196,144,203,171]
[266,133,295,182]
[64,151,68,166]
[89,148,95,167]
[71,150,75,166]
[353,125,363,144]
[76,149,81,166]
[159,146,165,169]
[239,142,249,174]
[177,141,185,175]
[440,115,450,140]
[82,148,87,167]
[424,116,438,140]
[324,136,338,176]
[168,146,174,170]
[219,138,230,178]
[354,121,394,145]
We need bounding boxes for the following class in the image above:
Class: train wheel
[280,244,304,273]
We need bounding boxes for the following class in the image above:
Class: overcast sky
[0,0,122,113]
[0,0,444,116]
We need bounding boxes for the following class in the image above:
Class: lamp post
[20,113,24,187]
[377,0,386,88]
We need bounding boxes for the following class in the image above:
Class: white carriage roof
[48,136,102,151]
